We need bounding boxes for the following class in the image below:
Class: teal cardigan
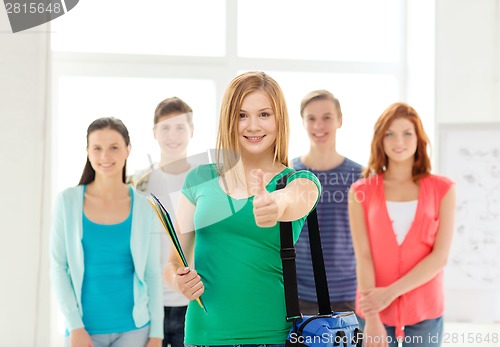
[49,185,164,339]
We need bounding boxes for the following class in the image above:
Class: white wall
[435,0,500,329]
[0,10,51,347]
[436,0,500,124]
[0,1,499,346]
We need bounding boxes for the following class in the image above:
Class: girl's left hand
[253,170,280,227]
[359,287,395,315]
[146,337,162,347]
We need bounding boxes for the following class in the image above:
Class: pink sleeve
[351,177,373,211]
[432,175,454,202]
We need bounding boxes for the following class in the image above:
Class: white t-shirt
[146,168,191,307]
[386,200,418,245]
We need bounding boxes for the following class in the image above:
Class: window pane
[266,71,399,166]
[54,76,216,193]
[238,0,401,62]
[51,0,226,56]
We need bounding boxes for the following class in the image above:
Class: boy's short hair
[300,89,342,118]
[154,97,193,126]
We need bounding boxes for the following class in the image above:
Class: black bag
[277,176,362,347]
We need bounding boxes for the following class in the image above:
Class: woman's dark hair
[78,117,131,185]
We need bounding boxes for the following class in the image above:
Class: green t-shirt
[182,164,320,345]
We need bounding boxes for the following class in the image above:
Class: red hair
[364,102,431,182]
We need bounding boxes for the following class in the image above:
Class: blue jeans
[185,344,285,347]
[65,325,149,347]
[358,316,443,347]
[164,306,188,347]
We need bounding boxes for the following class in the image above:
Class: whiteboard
[438,123,500,322]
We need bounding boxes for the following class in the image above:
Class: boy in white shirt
[133,97,195,347]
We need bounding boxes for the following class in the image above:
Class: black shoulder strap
[277,174,332,320]
[276,174,301,320]
[306,208,332,315]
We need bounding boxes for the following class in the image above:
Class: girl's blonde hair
[216,71,289,174]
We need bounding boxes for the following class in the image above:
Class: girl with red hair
[348,103,456,347]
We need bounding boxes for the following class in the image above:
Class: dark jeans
[163,306,187,347]
[298,299,356,314]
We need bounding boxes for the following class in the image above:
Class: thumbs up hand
[253,169,280,227]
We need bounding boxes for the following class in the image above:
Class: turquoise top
[49,185,164,338]
[81,186,140,334]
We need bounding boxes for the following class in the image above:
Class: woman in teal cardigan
[50,117,163,347]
